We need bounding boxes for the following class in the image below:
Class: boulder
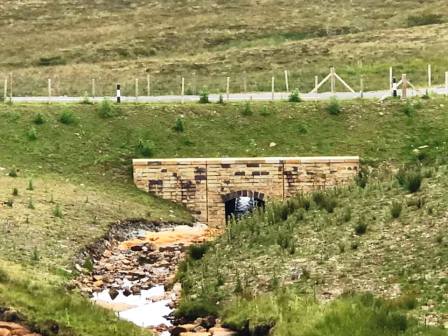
[0,329,10,336]
[108,288,119,300]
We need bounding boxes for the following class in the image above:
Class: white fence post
[48,79,52,103]
[3,78,7,101]
[330,67,336,94]
[360,76,364,99]
[271,76,275,101]
[427,64,432,93]
[226,77,230,101]
[181,77,185,103]
[284,70,289,93]
[147,74,151,96]
[389,67,393,90]
[135,78,139,101]
[401,74,407,100]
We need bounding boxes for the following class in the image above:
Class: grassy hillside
[1,1,448,95]
[177,156,448,333]
[1,97,448,334]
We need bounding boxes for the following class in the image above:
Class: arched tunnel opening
[225,196,265,223]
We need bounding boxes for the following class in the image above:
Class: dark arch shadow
[222,190,266,223]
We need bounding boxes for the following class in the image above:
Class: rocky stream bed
[74,220,234,336]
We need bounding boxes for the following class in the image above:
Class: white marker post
[226,77,230,101]
[116,83,121,103]
[135,78,139,102]
[48,79,52,103]
[181,77,185,104]
[392,77,398,98]
[314,76,318,94]
[9,73,12,99]
[271,76,275,101]
[284,70,289,93]
[427,64,432,93]
[147,74,151,96]
[360,76,364,99]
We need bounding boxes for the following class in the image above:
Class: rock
[210,327,236,336]
[109,288,119,300]
[200,316,216,329]
[131,285,141,295]
[123,287,132,297]
[269,142,276,148]
[170,326,187,336]
[130,244,144,252]
[179,324,199,332]
[0,323,25,330]
[0,329,10,336]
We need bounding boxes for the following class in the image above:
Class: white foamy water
[92,284,174,328]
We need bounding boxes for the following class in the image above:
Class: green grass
[2,99,448,334]
[222,290,446,336]
[176,160,448,330]
[0,261,150,336]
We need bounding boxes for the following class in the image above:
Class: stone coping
[133,156,359,166]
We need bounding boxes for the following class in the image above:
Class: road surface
[10,86,447,104]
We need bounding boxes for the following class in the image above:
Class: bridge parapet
[133,156,359,227]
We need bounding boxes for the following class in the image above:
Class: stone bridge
[133,156,360,227]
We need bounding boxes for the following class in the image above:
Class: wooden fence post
[243,71,247,93]
[314,76,318,93]
[181,77,185,103]
[9,73,12,99]
[330,67,336,94]
[193,71,197,95]
[48,79,52,103]
[3,78,7,101]
[401,74,407,100]
[360,76,364,99]
[271,76,275,101]
[226,77,230,101]
[427,64,432,93]
[135,78,139,101]
[445,71,448,96]
[147,74,151,96]
[389,67,393,90]
[284,70,289,92]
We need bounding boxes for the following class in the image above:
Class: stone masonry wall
[133,157,359,227]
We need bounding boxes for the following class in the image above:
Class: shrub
[58,110,77,125]
[390,201,402,219]
[174,117,185,133]
[28,197,35,209]
[8,168,18,177]
[37,55,66,66]
[354,222,368,235]
[31,247,40,262]
[342,207,352,223]
[83,257,94,273]
[5,199,13,207]
[355,168,368,188]
[188,242,210,261]
[217,94,224,104]
[407,13,443,27]
[80,94,93,105]
[260,106,271,116]
[26,127,38,141]
[396,168,422,193]
[241,102,253,116]
[199,89,210,104]
[176,298,218,320]
[402,102,416,116]
[53,204,63,218]
[27,179,34,191]
[326,97,341,115]
[297,124,308,134]
[0,267,9,283]
[33,112,45,125]
[136,139,155,157]
[313,191,337,213]
[288,89,302,103]
[98,99,115,118]
[12,188,18,196]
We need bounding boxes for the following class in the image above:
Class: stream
[76,223,230,335]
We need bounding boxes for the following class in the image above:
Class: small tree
[174,117,185,133]
[326,97,341,115]
[199,89,210,104]
[288,89,302,103]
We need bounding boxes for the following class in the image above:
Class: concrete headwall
[133,156,360,227]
